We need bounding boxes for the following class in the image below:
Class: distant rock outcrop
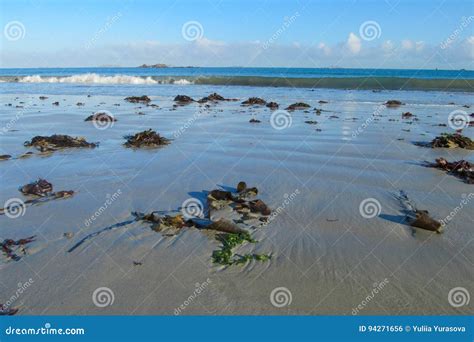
[138,64,168,68]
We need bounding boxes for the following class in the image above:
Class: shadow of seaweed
[67,218,137,253]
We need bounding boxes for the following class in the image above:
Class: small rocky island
[138,64,168,68]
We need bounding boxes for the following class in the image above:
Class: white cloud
[401,39,414,50]
[1,37,472,69]
[346,32,362,54]
[382,40,395,54]
[195,37,225,48]
[464,36,474,58]
[318,42,331,56]
[415,41,425,52]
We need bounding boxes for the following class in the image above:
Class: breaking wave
[2,73,473,91]
[19,74,158,84]
[16,73,193,85]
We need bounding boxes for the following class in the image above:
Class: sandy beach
[0,81,472,315]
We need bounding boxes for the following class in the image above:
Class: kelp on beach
[124,129,171,148]
[426,158,474,184]
[1,236,36,262]
[24,134,97,152]
[67,182,272,266]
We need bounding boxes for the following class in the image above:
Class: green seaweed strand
[212,233,271,266]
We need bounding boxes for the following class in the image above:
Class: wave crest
[19,73,161,84]
[3,73,472,91]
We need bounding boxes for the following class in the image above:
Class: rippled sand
[0,84,472,315]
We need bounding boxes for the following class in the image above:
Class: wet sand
[0,84,473,315]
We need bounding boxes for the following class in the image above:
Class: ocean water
[0,67,473,91]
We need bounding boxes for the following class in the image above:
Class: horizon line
[0,66,473,72]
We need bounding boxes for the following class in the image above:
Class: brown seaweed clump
[423,133,474,149]
[248,199,271,216]
[0,304,18,316]
[134,212,194,234]
[174,95,195,104]
[0,188,74,216]
[0,155,12,161]
[385,100,404,107]
[124,95,151,103]
[402,112,414,118]
[84,112,117,122]
[397,191,442,233]
[24,135,97,152]
[20,179,53,196]
[124,129,170,148]
[241,97,266,106]
[236,181,247,193]
[206,219,248,234]
[266,102,279,110]
[286,102,311,111]
[197,93,236,103]
[409,210,442,233]
[427,158,473,184]
[53,190,75,199]
[1,236,36,261]
[207,182,266,220]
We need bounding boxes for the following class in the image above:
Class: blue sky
[1,0,473,68]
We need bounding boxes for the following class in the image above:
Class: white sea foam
[19,73,159,84]
[173,79,193,85]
